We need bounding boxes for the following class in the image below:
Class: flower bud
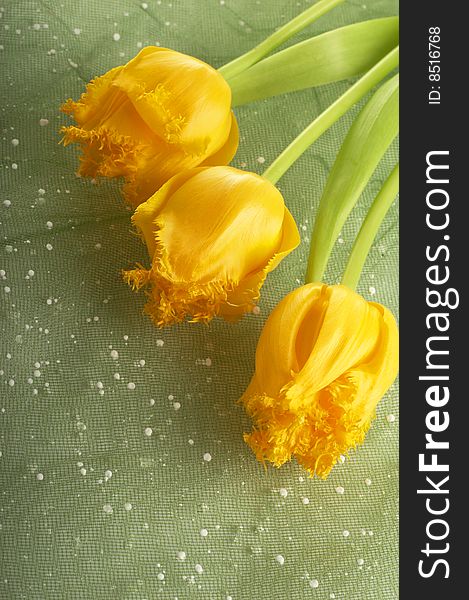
[123,166,300,326]
[242,283,399,478]
[61,47,238,206]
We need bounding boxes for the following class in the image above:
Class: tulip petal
[150,167,286,283]
[61,66,158,180]
[241,283,399,478]
[221,209,301,319]
[61,66,124,126]
[60,124,147,180]
[130,168,202,257]
[293,285,381,398]
[114,47,232,156]
[199,112,239,168]
[124,167,299,326]
[61,48,238,203]
[251,283,326,395]
[121,113,239,207]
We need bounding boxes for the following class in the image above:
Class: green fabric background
[0,1,399,598]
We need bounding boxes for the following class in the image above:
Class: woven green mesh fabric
[0,1,399,598]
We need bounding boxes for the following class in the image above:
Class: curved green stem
[262,46,399,185]
[218,0,345,82]
[341,164,399,290]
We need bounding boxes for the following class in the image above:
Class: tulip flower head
[61,47,238,206]
[123,166,300,327]
[242,283,399,478]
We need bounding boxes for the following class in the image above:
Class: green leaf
[229,17,398,106]
[219,0,346,82]
[341,163,399,291]
[305,73,399,284]
[262,47,398,185]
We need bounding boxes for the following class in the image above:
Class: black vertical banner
[400,2,465,596]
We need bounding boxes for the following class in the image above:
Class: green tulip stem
[341,163,399,291]
[218,0,345,82]
[261,46,399,185]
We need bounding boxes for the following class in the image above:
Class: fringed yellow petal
[122,147,207,208]
[60,125,146,179]
[60,47,238,204]
[113,47,232,155]
[60,67,158,181]
[123,263,232,326]
[148,167,286,283]
[131,168,202,257]
[124,166,300,326]
[61,98,79,117]
[293,285,381,401]
[60,65,124,125]
[241,283,399,478]
[123,266,152,291]
[125,267,238,327]
[220,206,300,319]
[122,114,239,208]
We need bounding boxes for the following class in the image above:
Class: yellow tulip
[242,282,399,478]
[60,47,238,206]
[123,166,300,326]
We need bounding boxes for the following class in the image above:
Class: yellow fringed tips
[60,47,238,206]
[241,283,399,478]
[123,166,300,326]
